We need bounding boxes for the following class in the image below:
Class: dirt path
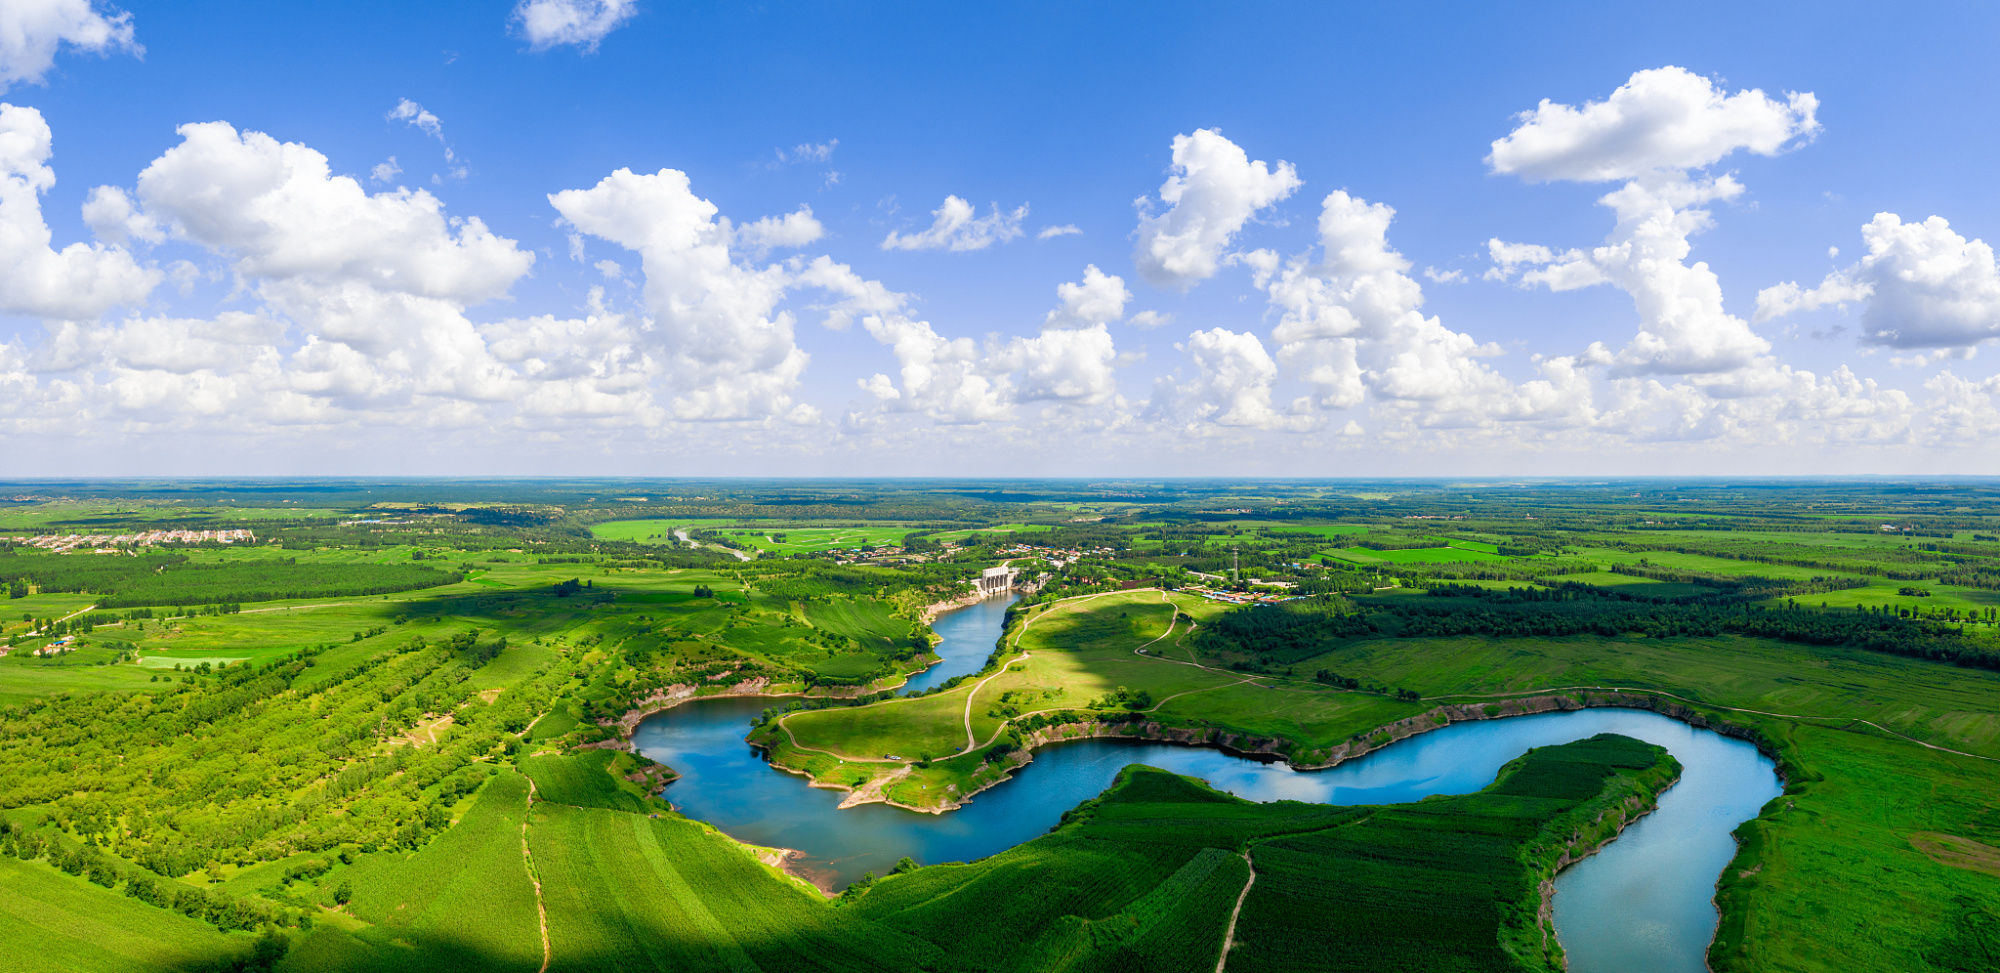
[837,764,914,808]
[522,779,551,973]
[28,603,97,634]
[1424,684,2000,763]
[1215,850,1255,973]
[955,588,1162,753]
[776,718,904,764]
[234,602,348,615]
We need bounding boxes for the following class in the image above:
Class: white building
[978,565,1018,595]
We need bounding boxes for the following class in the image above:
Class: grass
[716,525,914,554]
[1300,632,2000,756]
[529,804,930,972]
[930,523,1054,544]
[766,584,2000,971]
[805,597,916,649]
[1568,546,1868,582]
[0,857,253,973]
[589,518,920,552]
[290,770,545,973]
[1712,723,2000,973]
[588,519,713,544]
[1556,572,1716,599]
[780,691,972,761]
[853,739,1677,973]
[521,751,660,814]
[1233,735,1678,973]
[1326,544,1510,566]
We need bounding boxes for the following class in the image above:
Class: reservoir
[631,598,1781,973]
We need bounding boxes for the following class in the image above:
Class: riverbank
[917,588,1002,624]
[600,666,937,752]
[785,689,1783,815]
[1527,751,1681,965]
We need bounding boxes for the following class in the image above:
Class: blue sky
[3,0,2000,475]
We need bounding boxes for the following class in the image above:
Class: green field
[717,525,914,553]
[3,480,2000,971]
[0,856,258,972]
[1326,542,1510,566]
[590,519,916,554]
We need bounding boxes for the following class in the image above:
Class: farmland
[0,478,1998,970]
[589,519,918,554]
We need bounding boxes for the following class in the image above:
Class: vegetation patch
[1909,831,2000,879]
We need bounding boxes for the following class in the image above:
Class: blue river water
[631,596,1780,973]
[895,594,1019,695]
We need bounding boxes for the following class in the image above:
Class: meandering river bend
[632,595,1781,973]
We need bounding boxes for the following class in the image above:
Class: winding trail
[1214,850,1255,973]
[956,589,1167,753]
[522,779,551,973]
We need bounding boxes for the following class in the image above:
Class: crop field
[714,525,914,553]
[928,523,1053,544]
[588,518,736,543]
[1325,543,1510,565]
[803,597,916,648]
[0,501,342,531]
[1567,546,1864,581]
[0,856,256,973]
[1557,573,1716,599]
[295,770,546,972]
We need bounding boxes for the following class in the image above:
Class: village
[1,529,255,553]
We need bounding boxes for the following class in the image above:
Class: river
[630,596,1781,973]
[899,594,1019,695]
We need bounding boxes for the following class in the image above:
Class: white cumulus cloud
[0,0,139,91]
[1133,129,1299,291]
[1263,190,1523,420]
[1044,264,1130,329]
[1147,328,1298,430]
[512,0,636,52]
[880,194,1027,252]
[551,167,818,422]
[137,120,532,304]
[1758,212,2000,350]
[1485,68,1804,375]
[388,99,444,142]
[733,205,824,254]
[1487,65,1818,183]
[0,103,155,319]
